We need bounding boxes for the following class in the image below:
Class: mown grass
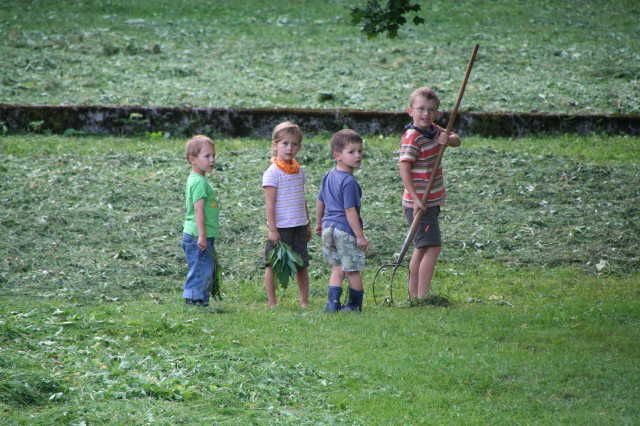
[1,134,639,424]
[1,269,639,424]
[1,133,638,297]
[1,0,639,113]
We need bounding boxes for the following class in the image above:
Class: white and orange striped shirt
[399,124,446,209]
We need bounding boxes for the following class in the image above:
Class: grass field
[1,0,639,114]
[1,133,639,424]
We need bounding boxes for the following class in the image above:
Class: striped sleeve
[399,128,420,162]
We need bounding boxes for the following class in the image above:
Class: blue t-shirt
[317,168,362,236]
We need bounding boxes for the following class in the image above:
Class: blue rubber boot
[342,287,364,312]
[324,286,342,313]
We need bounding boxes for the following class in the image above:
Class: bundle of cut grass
[211,247,222,300]
[268,241,304,289]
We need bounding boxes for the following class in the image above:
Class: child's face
[190,143,216,175]
[274,136,301,162]
[407,95,440,129]
[335,142,363,172]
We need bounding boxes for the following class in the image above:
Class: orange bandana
[272,157,301,174]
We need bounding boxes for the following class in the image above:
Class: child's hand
[315,223,322,236]
[197,235,207,251]
[268,229,280,242]
[438,131,461,147]
[356,235,369,251]
[413,198,425,212]
[437,132,449,146]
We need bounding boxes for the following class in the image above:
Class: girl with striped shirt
[262,122,311,308]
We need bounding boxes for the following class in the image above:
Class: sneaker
[193,299,209,307]
[185,298,195,305]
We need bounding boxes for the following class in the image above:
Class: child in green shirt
[182,135,220,307]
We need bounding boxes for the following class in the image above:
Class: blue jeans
[182,233,215,302]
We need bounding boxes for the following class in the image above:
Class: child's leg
[408,248,426,298]
[342,271,365,312]
[264,266,277,308]
[417,246,441,298]
[333,227,366,311]
[325,265,344,312]
[345,271,363,291]
[273,225,310,308]
[322,227,350,312]
[329,266,345,286]
[182,234,213,305]
[342,271,364,312]
[296,267,309,307]
[407,207,442,299]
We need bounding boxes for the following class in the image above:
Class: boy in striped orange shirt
[399,87,461,300]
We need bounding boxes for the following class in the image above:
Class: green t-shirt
[183,172,220,237]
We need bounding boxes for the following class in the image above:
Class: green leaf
[211,246,222,300]
[268,241,305,290]
[350,0,424,39]
[276,268,289,289]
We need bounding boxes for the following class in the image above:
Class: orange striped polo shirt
[399,124,446,208]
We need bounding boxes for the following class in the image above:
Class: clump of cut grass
[0,358,66,406]
[407,294,451,307]
[268,241,305,289]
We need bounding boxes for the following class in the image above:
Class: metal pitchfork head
[371,206,426,305]
[371,44,479,306]
[372,243,412,306]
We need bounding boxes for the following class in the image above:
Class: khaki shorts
[321,226,366,272]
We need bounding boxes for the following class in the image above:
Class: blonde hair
[271,121,303,157]
[408,86,440,108]
[185,134,215,162]
[330,129,363,154]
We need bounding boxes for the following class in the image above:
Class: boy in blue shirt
[316,129,369,312]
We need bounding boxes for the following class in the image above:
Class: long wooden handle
[395,44,479,266]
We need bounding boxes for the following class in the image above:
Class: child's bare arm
[399,161,424,211]
[315,199,325,236]
[263,186,279,242]
[304,202,311,241]
[345,207,368,251]
[194,199,207,250]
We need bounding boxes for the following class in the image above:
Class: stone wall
[1,104,639,137]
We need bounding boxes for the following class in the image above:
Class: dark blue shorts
[264,225,310,268]
[404,206,441,248]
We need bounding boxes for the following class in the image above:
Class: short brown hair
[271,121,303,156]
[185,134,215,162]
[408,86,440,108]
[330,129,363,154]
